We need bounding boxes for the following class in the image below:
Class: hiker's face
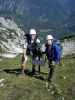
[47,39,53,45]
[31,34,36,40]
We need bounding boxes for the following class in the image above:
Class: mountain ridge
[0,0,75,34]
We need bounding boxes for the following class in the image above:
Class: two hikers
[21,30,62,86]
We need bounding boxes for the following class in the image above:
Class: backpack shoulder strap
[25,33,31,44]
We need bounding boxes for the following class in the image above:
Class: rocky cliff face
[0,17,25,53]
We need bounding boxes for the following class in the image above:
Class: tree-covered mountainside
[0,0,75,34]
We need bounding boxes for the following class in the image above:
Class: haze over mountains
[0,0,75,34]
[0,0,75,57]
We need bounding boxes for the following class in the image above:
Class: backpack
[25,34,40,56]
[52,40,62,64]
[24,34,31,55]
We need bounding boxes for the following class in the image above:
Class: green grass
[0,55,75,100]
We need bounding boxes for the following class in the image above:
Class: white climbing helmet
[46,35,54,40]
[30,29,37,35]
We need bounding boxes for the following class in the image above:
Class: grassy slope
[0,55,75,100]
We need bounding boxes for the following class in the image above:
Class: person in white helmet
[46,35,54,45]
[27,29,41,75]
[29,29,37,41]
[45,35,54,87]
[45,34,62,89]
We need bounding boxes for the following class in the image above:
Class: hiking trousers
[32,55,41,74]
[48,60,55,82]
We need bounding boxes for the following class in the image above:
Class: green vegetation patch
[0,55,75,100]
